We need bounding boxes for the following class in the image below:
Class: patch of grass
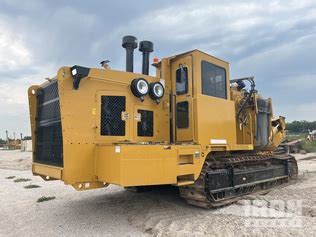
[5,176,16,179]
[24,184,41,189]
[14,178,31,183]
[37,196,56,203]
[286,133,306,141]
[301,140,316,153]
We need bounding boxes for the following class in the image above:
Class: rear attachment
[179,153,298,208]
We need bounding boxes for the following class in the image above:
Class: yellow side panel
[32,163,63,180]
[96,144,205,187]
[96,145,121,185]
[195,93,237,149]
[96,145,177,187]
[63,144,96,184]
[28,85,40,159]
[56,66,170,185]
[120,145,176,186]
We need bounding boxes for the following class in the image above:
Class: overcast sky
[0,0,315,139]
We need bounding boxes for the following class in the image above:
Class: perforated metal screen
[35,81,63,167]
[137,109,154,137]
[100,96,126,136]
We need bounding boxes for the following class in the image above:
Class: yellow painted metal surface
[32,163,63,180]
[72,181,108,191]
[195,94,237,149]
[171,55,194,142]
[96,144,202,187]
[56,67,170,185]
[28,85,40,157]
[28,49,285,190]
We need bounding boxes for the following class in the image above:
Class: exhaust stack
[139,41,153,75]
[122,36,138,72]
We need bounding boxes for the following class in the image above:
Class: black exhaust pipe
[139,41,153,75]
[122,36,138,72]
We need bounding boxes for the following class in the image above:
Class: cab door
[171,55,194,142]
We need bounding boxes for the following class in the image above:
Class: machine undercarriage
[179,151,298,208]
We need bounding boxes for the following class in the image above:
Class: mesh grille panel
[137,110,153,137]
[37,99,60,124]
[36,123,63,165]
[37,81,59,104]
[101,96,126,136]
[35,80,63,167]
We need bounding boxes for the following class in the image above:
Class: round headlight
[149,82,165,100]
[131,78,149,98]
[137,80,148,95]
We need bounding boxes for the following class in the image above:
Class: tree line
[286,120,316,134]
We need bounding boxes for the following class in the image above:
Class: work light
[149,82,164,101]
[71,68,77,76]
[131,78,149,100]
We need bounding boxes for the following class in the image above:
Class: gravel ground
[0,150,315,236]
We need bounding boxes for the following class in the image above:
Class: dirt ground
[0,150,315,236]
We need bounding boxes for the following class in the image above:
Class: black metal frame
[70,65,90,90]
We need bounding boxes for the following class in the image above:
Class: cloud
[278,102,316,122]
[0,0,316,139]
[0,19,32,70]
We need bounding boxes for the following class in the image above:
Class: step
[176,180,194,186]
[178,164,195,176]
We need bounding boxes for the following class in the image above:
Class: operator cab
[155,50,236,149]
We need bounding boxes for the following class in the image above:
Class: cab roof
[152,49,229,68]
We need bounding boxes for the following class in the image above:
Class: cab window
[201,61,226,99]
[176,66,188,95]
[176,101,189,128]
